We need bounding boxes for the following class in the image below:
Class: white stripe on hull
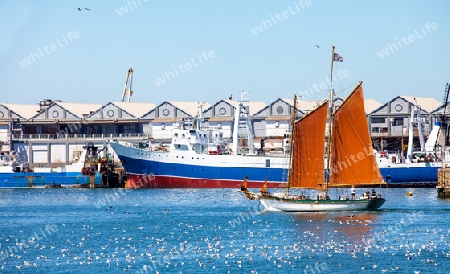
[260,199,371,212]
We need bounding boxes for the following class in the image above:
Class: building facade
[1,94,446,168]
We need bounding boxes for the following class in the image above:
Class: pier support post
[437,168,450,198]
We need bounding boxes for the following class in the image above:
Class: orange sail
[290,101,328,189]
[329,82,384,186]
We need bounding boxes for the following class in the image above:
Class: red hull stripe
[126,174,285,189]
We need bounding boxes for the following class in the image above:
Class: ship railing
[12,133,151,140]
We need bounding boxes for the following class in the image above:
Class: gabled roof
[246,101,267,116]
[364,98,382,114]
[167,101,212,117]
[431,103,450,115]
[56,102,103,117]
[204,100,266,116]
[110,102,156,118]
[253,98,304,117]
[1,103,40,119]
[400,96,441,113]
[282,98,323,113]
[30,102,102,120]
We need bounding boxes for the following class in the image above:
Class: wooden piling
[437,167,450,198]
[89,175,95,188]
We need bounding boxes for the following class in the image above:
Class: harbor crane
[121,67,134,102]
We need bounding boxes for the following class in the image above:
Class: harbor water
[0,187,449,273]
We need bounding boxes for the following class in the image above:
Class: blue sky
[0,0,449,106]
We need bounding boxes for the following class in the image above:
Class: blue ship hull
[120,155,288,188]
[379,166,439,186]
[0,172,102,188]
[122,156,440,188]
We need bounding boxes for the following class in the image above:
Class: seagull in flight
[315,45,320,49]
[76,7,90,11]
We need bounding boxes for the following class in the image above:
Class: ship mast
[285,94,297,198]
[325,46,336,195]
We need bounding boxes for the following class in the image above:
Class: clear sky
[0,0,449,106]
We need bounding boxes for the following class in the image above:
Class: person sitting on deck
[240,176,249,192]
[371,188,376,198]
[260,178,269,196]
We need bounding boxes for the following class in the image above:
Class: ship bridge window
[175,144,189,151]
[193,144,205,154]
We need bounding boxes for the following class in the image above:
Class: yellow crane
[121,67,134,102]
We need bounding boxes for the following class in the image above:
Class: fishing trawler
[240,47,386,212]
[0,143,121,188]
[376,105,443,185]
[109,125,290,189]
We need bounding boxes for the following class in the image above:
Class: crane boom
[121,68,134,102]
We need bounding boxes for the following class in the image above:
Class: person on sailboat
[260,178,268,196]
[240,176,249,192]
[351,186,356,200]
[371,188,377,198]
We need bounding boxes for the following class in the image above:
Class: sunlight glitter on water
[0,188,449,273]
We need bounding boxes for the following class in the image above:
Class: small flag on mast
[333,53,343,62]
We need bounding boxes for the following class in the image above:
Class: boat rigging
[240,46,386,212]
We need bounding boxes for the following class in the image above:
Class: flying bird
[76,7,90,11]
[315,45,320,49]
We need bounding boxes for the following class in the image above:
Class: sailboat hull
[259,197,385,212]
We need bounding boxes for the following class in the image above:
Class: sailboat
[240,46,386,212]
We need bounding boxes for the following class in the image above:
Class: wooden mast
[325,46,336,196]
[285,94,297,198]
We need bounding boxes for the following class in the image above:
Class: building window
[371,117,385,123]
[52,110,59,118]
[371,127,388,133]
[276,106,283,114]
[393,118,404,126]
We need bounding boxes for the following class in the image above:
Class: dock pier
[437,167,450,198]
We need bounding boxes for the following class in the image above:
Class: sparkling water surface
[0,187,449,273]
